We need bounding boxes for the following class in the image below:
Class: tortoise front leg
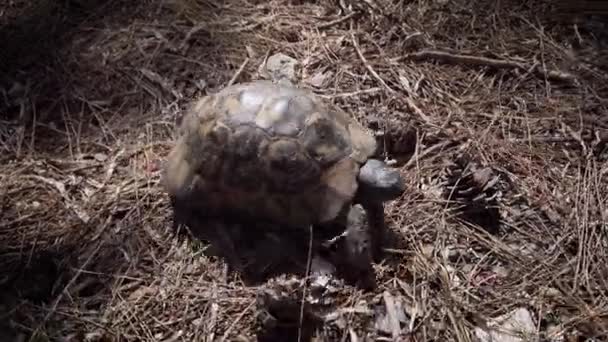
[355,158,404,262]
[335,203,377,290]
[361,201,386,263]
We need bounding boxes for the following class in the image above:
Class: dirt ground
[1,0,607,341]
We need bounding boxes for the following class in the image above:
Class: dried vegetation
[0,0,607,341]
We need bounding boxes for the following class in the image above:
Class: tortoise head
[355,158,405,204]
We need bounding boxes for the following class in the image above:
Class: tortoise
[162,75,405,287]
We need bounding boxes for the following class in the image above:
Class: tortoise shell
[163,80,378,228]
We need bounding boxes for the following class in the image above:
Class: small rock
[474,308,537,342]
[93,153,108,162]
[306,70,333,88]
[264,53,301,84]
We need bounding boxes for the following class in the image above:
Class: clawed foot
[318,204,377,290]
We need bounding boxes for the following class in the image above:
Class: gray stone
[265,53,301,84]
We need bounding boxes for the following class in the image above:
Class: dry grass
[1,0,607,340]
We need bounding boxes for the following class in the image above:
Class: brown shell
[163,80,377,228]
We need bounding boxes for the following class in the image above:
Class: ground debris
[474,308,537,342]
[440,155,503,233]
[1,0,608,340]
[373,291,411,339]
[256,274,353,341]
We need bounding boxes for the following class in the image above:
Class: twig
[351,32,396,93]
[227,57,250,87]
[298,225,314,342]
[315,87,382,99]
[398,50,577,83]
[350,32,436,128]
[219,299,255,342]
[139,68,182,100]
[404,97,434,126]
[40,241,104,325]
[404,140,452,169]
[205,293,219,340]
[316,12,358,29]
[179,23,208,52]
[24,175,91,223]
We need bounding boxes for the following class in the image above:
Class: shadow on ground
[175,210,409,287]
[0,0,239,339]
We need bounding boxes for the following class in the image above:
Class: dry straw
[0,0,606,340]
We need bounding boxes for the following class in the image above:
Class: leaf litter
[0,0,607,341]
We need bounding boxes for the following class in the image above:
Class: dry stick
[351,32,436,125]
[38,241,104,328]
[404,140,452,169]
[316,12,358,29]
[227,57,250,87]
[351,32,396,94]
[316,87,382,99]
[219,299,256,342]
[28,105,37,158]
[298,225,314,342]
[398,50,577,83]
[180,23,207,52]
